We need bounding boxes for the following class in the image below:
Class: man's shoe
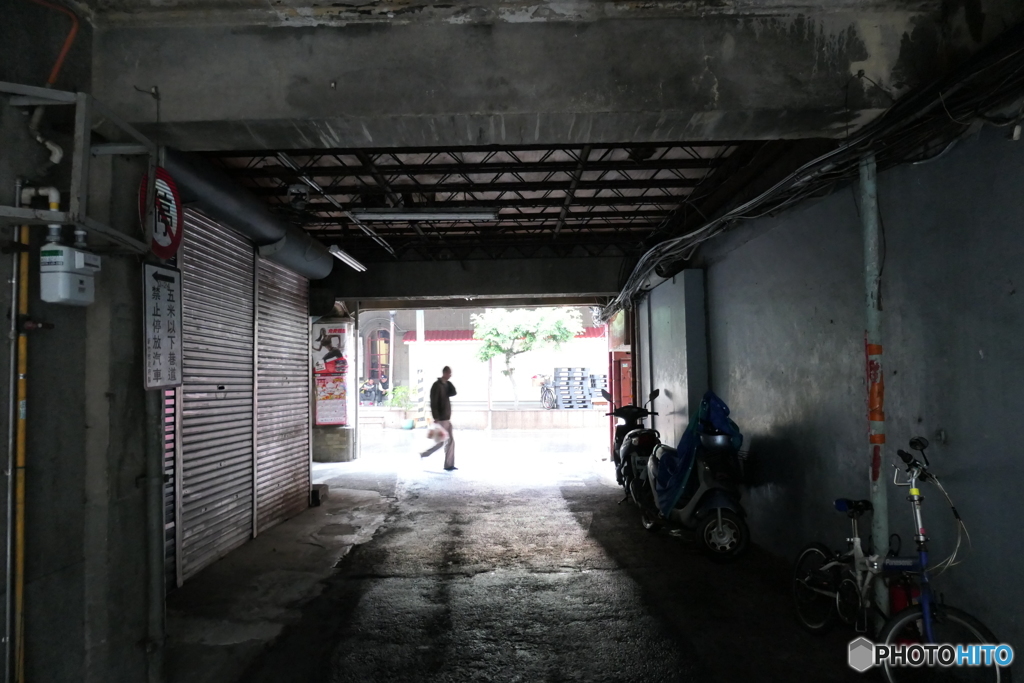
[444,466,458,471]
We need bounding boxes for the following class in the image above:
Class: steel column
[354,302,360,459]
[4,181,22,683]
[144,386,165,683]
[69,93,91,219]
[173,384,184,589]
[251,256,260,539]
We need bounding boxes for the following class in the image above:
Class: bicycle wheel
[792,542,837,634]
[878,604,1011,683]
[541,388,556,410]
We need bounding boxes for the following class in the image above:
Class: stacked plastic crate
[553,367,592,409]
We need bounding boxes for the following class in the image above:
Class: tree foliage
[471,308,584,407]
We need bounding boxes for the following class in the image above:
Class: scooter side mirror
[649,389,660,402]
[601,389,613,402]
[909,436,929,452]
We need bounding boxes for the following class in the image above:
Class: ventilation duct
[163,148,334,280]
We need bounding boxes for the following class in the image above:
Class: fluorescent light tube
[328,245,367,272]
[349,210,499,222]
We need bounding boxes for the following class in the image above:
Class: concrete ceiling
[85,0,1024,153]
[75,0,950,28]
[52,0,1022,306]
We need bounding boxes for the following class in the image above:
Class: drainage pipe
[859,154,889,627]
[162,149,334,280]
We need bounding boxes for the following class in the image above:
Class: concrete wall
[329,257,624,304]
[699,126,1024,651]
[642,270,708,448]
[1,12,152,679]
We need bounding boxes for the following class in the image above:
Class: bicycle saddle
[834,498,873,516]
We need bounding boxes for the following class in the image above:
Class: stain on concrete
[188,428,877,682]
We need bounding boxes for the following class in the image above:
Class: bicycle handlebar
[897,449,914,464]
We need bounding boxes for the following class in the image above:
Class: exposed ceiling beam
[251,177,700,197]
[553,145,590,240]
[206,141,742,159]
[230,157,723,179]
[293,197,685,210]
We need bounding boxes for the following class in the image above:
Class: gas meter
[40,245,101,306]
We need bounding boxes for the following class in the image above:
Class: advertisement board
[312,322,349,425]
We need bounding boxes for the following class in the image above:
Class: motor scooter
[602,388,661,510]
[644,423,749,562]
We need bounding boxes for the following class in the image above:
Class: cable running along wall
[599,22,1024,322]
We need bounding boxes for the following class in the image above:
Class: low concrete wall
[367,409,604,430]
[313,426,355,462]
[357,407,605,430]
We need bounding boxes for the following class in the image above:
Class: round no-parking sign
[139,167,184,260]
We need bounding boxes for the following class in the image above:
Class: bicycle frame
[809,460,937,639]
[814,512,879,632]
[884,460,936,642]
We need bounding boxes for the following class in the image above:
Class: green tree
[471,307,584,409]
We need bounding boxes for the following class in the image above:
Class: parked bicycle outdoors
[535,373,557,410]
[792,437,1010,682]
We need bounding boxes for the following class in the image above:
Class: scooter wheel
[640,509,662,532]
[697,509,749,562]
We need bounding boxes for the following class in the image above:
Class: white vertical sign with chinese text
[144,263,183,390]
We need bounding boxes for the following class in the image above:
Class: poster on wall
[312,322,348,425]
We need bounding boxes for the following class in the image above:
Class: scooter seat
[652,444,676,459]
[834,498,873,516]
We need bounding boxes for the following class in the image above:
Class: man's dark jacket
[430,379,457,421]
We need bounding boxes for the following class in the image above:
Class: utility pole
[487,358,493,430]
[860,153,889,625]
[387,311,395,395]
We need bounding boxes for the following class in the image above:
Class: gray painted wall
[643,271,708,448]
[700,126,1024,651]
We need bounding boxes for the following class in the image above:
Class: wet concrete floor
[214,427,865,683]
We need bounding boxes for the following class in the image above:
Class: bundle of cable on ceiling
[598,20,1024,323]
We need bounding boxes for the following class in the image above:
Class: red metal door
[608,352,633,453]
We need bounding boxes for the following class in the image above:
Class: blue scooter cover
[655,391,743,517]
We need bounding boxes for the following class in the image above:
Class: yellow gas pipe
[12,194,59,682]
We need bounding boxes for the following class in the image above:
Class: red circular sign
[139,167,184,260]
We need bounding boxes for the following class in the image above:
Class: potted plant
[382,385,413,428]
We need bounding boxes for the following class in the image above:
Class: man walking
[420,365,457,470]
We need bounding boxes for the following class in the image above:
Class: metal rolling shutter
[179,210,255,580]
[255,258,310,534]
[163,388,178,590]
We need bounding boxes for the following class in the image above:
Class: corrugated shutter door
[256,258,310,533]
[180,210,255,580]
[163,388,178,590]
